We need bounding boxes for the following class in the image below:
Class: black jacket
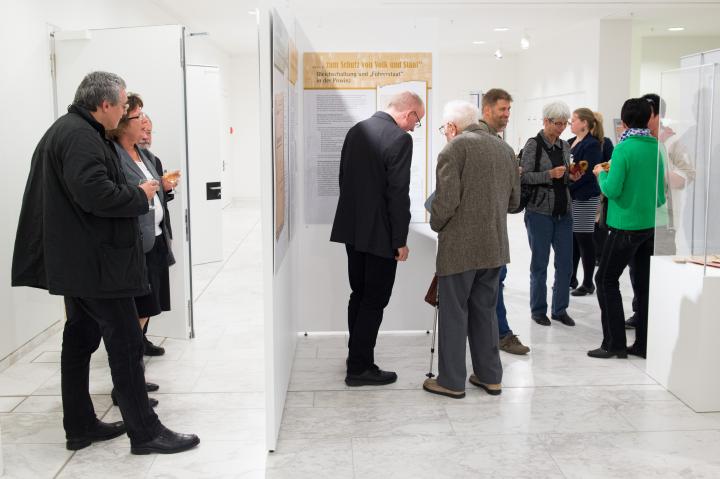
[568,134,602,200]
[330,111,413,259]
[12,105,150,298]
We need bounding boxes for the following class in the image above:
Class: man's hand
[549,166,566,179]
[395,246,409,262]
[139,180,159,200]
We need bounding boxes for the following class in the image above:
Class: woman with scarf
[588,98,665,359]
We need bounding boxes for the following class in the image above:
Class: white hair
[542,101,571,121]
[386,91,424,111]
[442,100,479,132]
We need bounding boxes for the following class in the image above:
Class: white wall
[637,36,720,96]
[229,53,261,201]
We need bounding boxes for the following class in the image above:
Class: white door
[53,25,193,339]
[186,65,223,265]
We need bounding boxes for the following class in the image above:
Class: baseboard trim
[0,319,64,373]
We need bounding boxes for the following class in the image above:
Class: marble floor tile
[0,443,73,479]
[148,440,267,479]
[0,362,60,396]
[279,405,453,440]
[144,392,265,411]
[0,396,25,412]
[352,434,565,479]
[284,391,314,408]
[617,400,720,431]
[0,412,66,444]
[14,394,112,414]
[266,438,354,479]
[543,430,720,478]
[55,442,156,478]
[445,401,636,435]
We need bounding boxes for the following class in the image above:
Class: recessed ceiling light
[668,26,685,31]
[472,40,486,45]
[494,49,503,59]
[520,36,530,50]
[494,27,510,32]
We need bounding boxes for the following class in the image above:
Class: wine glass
[139,179,156,210]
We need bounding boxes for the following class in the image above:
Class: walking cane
[424,274,439,378]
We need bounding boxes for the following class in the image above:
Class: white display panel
[186,65,224,265]
[53,25,193,339]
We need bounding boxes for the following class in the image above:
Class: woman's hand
[569,170,582,182]
[549,166,566,179]
[162,170,181,191]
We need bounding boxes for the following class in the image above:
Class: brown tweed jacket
[430,123,520,276]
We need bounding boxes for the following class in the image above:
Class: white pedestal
[647,256,720,412]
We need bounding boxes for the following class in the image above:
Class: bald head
[385,90,425,132]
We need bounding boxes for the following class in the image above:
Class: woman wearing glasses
[520,101,581,328]
[107,93,178,408]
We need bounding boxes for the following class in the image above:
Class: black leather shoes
[571,285,595,296]
[66,419,126,450]
[345,365,397,386]
[551,313,576,326]
[532,314,551,326]
[625,314,638,329]
[626,345,647,358]
[111,389,158,408]
[146,382,160,392]
[131,425,200,455]
[143,336,165,356]
[587,347,627,359]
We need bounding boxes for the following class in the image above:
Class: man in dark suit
[12,71,199,455]
[330,91,425,386]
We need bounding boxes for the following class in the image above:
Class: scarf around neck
[619,128,651,143]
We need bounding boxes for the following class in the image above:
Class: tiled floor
[0,200,266,478]
[267,214,720,478]
[3,207,720,478]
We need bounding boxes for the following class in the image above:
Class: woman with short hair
[520,101,581,327]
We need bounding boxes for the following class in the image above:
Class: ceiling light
[494,27,510,32]
[494,49,503,60]
[520,36,530,50]
[472,40,486,45]
[668,26,685,32]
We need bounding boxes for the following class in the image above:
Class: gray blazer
[520,131,572,216]
[114,142,172,255]
[430,124,520,276]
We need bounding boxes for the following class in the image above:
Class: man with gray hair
[12,71,199,454]
[331,90,424,386]
[423,100,520,398]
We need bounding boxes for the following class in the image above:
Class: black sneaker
[551,313,576,326]
[532,314,551,326]
[345,366,397,386]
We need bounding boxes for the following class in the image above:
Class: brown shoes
[499,334,530,355]
[469,374,502,395]
[422,378,465,399]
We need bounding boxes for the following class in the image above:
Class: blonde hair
[574,107,605,143]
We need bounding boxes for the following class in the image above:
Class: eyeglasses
[549,119,569,128]
[439,123,453,135]
[411,111,422,129]
[126,112,146,121]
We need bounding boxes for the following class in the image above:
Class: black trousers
[594,228,654,353]
[62,296,161,444]
[572,232,596,289]
[345,244,398,374]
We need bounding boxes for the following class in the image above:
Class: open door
[186,65,223,265]
[52,25,194,339]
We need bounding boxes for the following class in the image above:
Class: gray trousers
[437,268,503,391]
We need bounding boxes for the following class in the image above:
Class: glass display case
[655,63,720,274]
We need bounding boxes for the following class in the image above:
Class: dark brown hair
[106,92,144,141]
[481,88,513,110]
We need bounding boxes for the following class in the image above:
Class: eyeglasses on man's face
[411,111,422,129]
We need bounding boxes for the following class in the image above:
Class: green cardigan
[598,135,665,231]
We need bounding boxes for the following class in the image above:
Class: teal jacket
[598,135,665,231]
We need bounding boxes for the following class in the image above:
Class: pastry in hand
[600,162,610,172]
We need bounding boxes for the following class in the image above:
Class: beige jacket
[430,123,520,276]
